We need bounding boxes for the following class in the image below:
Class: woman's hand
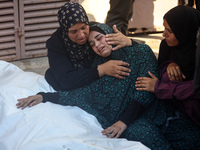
[16,95,43,109]
[167,62,186,81]
[101,121,127,139]
[98,60,131,79]
[135,71,158,93]
[105,25,132,51]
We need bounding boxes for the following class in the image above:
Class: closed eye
[89,41,95,47]
[81,25,87,30]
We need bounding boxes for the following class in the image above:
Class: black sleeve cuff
[130,39,138,45]
[37,92,60,103]
[119,100,145,126]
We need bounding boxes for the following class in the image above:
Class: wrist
[97,65,104,77]
[127,38,132,46]
[130,39,135,45]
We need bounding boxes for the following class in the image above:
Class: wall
[79,0,178,33]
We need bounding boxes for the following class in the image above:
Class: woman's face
[162,19,179,47]
[88,30,112,57]
[68,22,89,45]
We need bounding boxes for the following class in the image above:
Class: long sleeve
[155,72,200,100]
[119,100,145,126]
[38,92,60,103]
[45,29,99,91]
[39,43,159,129]
[118,44,158,126]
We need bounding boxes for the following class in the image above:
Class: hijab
[90,23,112,35]
[194,28,200,92]
[57,2,94,68]
[158,5,200,80]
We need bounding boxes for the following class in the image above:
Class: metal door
[0,0,20,61]
[0,0,69,61]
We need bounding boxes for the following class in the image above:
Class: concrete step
[11,57,49,75]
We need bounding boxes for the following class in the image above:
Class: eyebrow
[68,24,86,32]
[89,33,101,44]
[166,28,172,32]
[94,34,100,39]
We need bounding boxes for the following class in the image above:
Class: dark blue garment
[41,23,200,149]
[57,43,158,129]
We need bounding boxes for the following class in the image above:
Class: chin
[77,39,87,45]
[102,52,111,58]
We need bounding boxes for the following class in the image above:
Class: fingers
[115,130,123,139]
[115,74,125,79]
[116,60,130,67]
[167,62,183,82]
[112,24,120,33]
[114,69,130,79]
[100,60,131,79]
[102,121,127,138]
[148,71,156,79]
[101,127,114,136]
[112,45,122,51]
[114,64,131,79]
[113,60,131,78]
[105,35,120,46]
[174,67,182,81]
[135,79,148,91]
[102,127,120,138]
[16,95,43,109]
[16,97,34,109]
[29,100,41,107]
[135,74,157,93]
[182,73,186,79]
[167,68,181,81]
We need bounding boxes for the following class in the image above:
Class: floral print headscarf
[58,2,93,68]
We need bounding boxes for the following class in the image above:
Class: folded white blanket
[0,60,149,150]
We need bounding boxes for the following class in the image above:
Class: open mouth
[78,37,86,43]
[98,46,105,53]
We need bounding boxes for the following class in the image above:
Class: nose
[163,30,167,37]
[77,30,84,38]
[95,41,100,48]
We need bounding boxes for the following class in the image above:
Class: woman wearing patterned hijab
[44,2,132,91]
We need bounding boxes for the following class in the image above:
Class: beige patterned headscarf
[57,2,93,68]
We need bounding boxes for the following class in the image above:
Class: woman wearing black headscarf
[136,5,200,127]
[45,2,133,91]
[194,28,200,93]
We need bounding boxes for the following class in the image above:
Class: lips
[98,46,105,53]
[165,39,170,43]
[78,37,86,43]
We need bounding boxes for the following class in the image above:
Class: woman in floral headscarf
[44,2,133,91]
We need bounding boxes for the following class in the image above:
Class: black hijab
[57,2,94,68]
[158,5,200,80]
[194,28,200,92]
